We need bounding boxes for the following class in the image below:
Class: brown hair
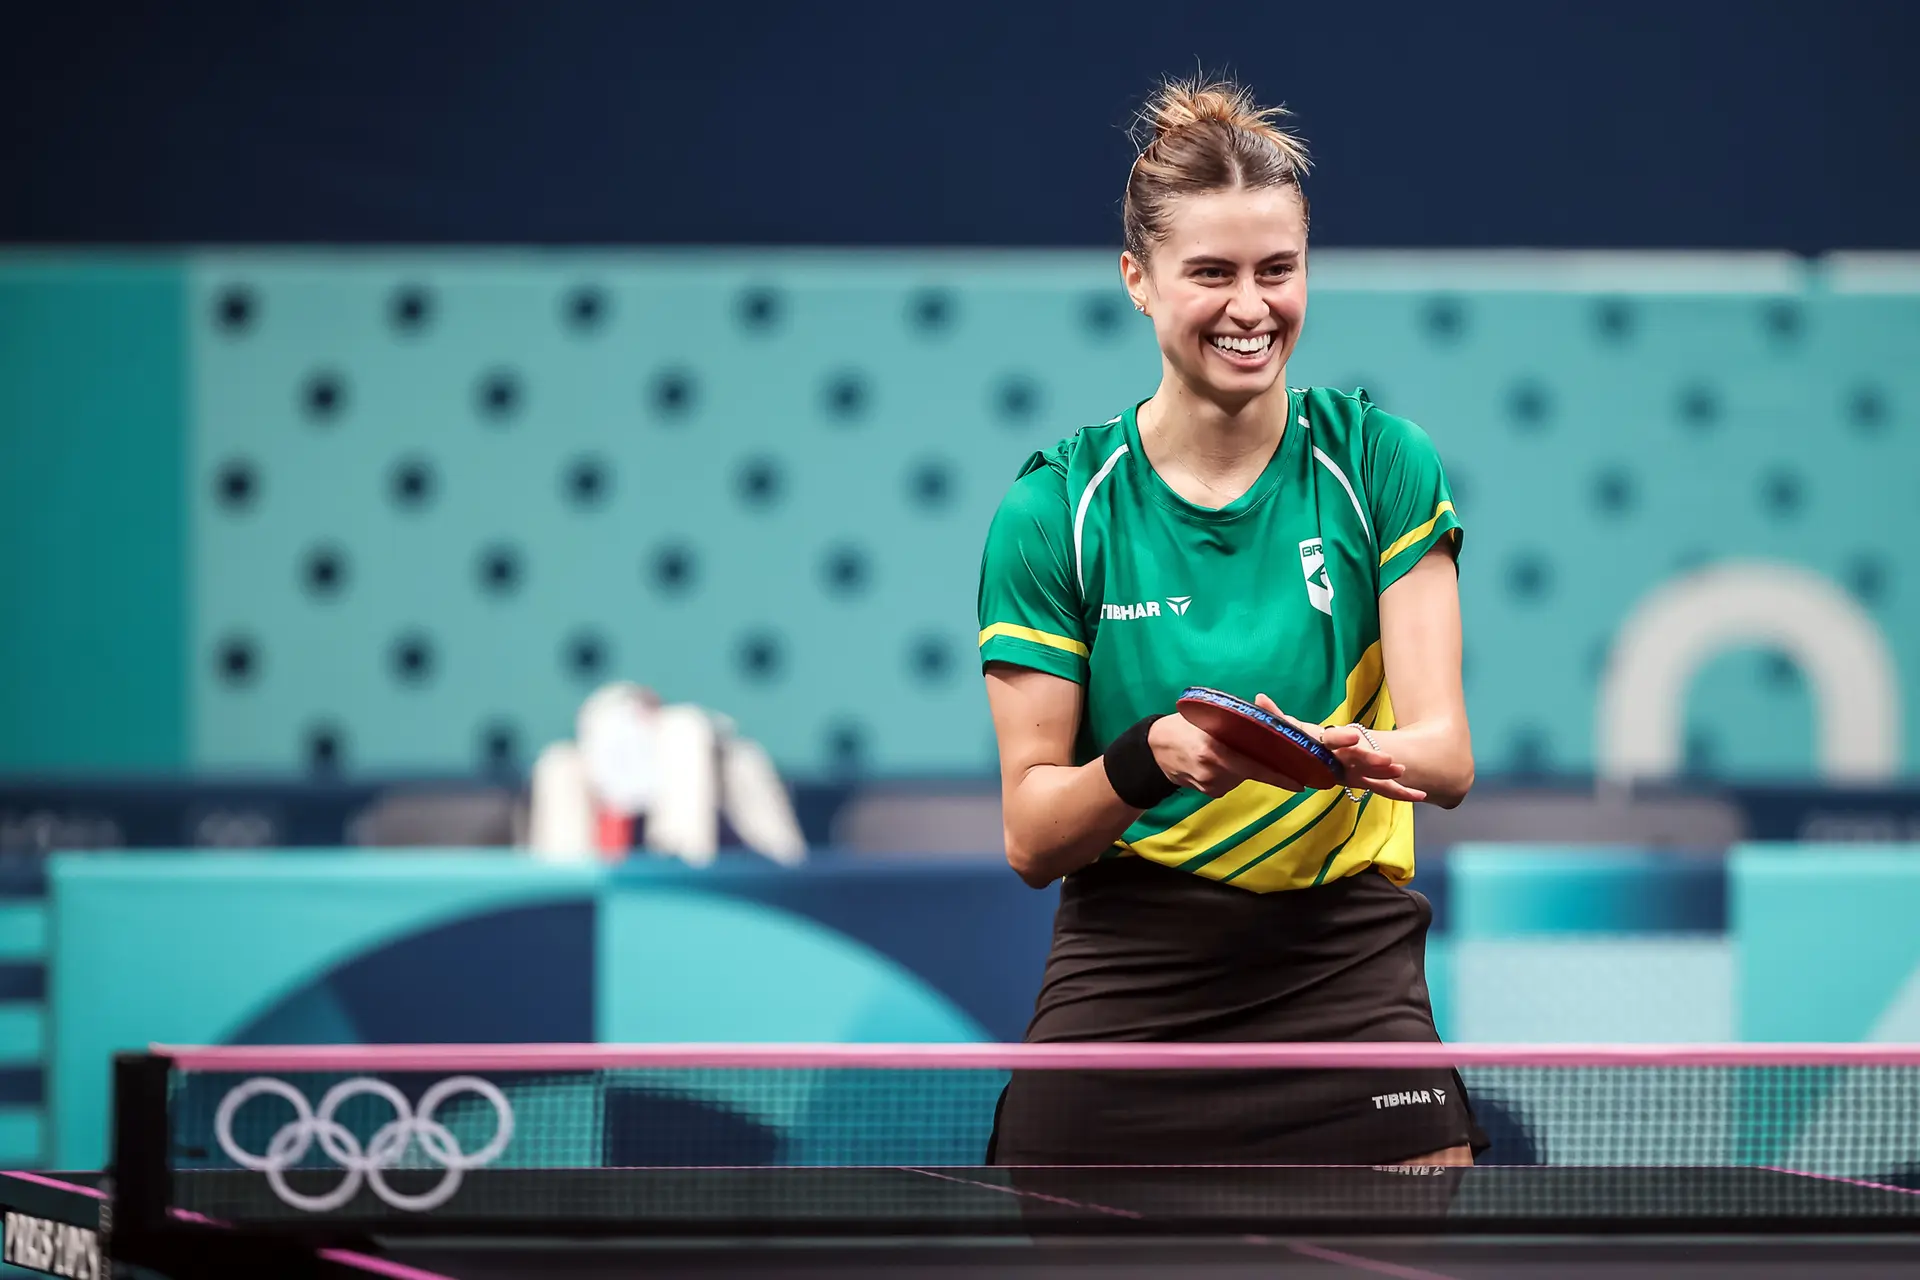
[1123,76,1312,260]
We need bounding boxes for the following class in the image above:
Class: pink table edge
[150,1041,1920,1072]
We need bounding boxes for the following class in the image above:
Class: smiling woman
[975,77,1478,1168]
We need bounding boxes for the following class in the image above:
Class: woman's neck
[1137,373,1291,508]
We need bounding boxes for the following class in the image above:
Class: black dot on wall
[476,543,523,596]
[1847,554,1888,605]
[1760,467,1804,519]
[1507,380,1553,432]
[1762,299,1803,346]
[1760,649,1802,689]
[996,375,1041,425]
[908,634,953,684]
[390,283,434,333]
[825,720,867,773]
[821,545,870,597]
[302,370,347,424]
[908,459,953,510]
[648,542,698,596]
[822,371,870,422]
[305,722,344,775]
[1593,298,1636,345]
[563,455,612,509]
[1683,728,1719,778]
[1509,726,1551,776]
[1506,552,1552,602]
[1592,466,1636,516]
[302,544,348,598]
[1847,383,1889,434]
[389,456,438,511]
[908,289,955,333]
[213,458,259,511]
[214,285,257,335]
[651,367,698,421]
[564,630,609,681]
[1421,297,1467,345]
[737,286,784,333]
[735,456,785,510]
[215,635,260,687]
[737,630,785,683]
[563,285,609,333]
[476,368,523,423]
[479,720,520,772]
[1082,294,1125,339]
[1677,382,1721,430]
[390,632,437,686]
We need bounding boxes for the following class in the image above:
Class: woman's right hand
[1147,711,1311,797]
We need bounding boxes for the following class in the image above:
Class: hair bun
[1135,75,1310,173]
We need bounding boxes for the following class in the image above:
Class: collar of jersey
[1123,387,1302,524]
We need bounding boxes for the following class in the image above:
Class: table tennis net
[145,1048,1920,1230]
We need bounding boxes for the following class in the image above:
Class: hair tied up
[1124,75,1312,259]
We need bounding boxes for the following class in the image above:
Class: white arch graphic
[1596,561,1902,783]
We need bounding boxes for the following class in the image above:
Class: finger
[1335,751,1403,775]
[1332,745,1396,769]
[1354,776,1427,803]
[1254,693,1283,716]
[1318,725,1362,749]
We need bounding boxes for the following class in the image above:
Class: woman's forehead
[1159,187,1307,260]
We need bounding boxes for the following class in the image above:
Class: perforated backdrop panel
[187,252,1920,779]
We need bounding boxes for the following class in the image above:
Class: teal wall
[0,258,187,772]
[4,250,1918,779]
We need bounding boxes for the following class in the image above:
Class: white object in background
[529,683,807,867]
[646,705,720,867]
[1597,560,1901,783]
[528,741,596,863]
[577,683,661,817]
[721,733,806,867]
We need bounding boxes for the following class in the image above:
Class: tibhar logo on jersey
[1299,538,1334,616]
[1371,1088,1446,1110]
[1102,597,1192,621]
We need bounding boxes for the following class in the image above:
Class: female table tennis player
[978,78,1483,1166]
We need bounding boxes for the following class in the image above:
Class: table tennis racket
[1175,687,1347,791]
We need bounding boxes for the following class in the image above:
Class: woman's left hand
[1252,695,1428,803]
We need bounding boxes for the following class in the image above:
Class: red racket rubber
[1175,687,1347,791]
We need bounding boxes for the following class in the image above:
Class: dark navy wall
[4,1,1915,250]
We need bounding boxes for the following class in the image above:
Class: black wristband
[1103,714,1180,810]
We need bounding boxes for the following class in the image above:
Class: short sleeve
[1365,409,1463,592]
[977,464,1090,684]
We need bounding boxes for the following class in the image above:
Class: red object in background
[595,809,632,861]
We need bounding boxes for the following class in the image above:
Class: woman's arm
[1324,542,1474,808]
[987,663,1318,887]
[985,665,1135,888]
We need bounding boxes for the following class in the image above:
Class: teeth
[1210,334,1273,355]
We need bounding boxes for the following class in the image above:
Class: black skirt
[988,857,1487,1166]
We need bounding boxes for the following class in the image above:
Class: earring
[1133,302,1146,314]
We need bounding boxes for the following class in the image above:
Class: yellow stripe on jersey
[1378,500,1457,567]
[978,623,1090,658]
[1117,642,1387,872]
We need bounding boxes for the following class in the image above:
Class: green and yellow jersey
[977,387,1461,894]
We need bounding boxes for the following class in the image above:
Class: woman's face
[1122,185,1308,408]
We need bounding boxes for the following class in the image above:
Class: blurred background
[2,2,1918,1170]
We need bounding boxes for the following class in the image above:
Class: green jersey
[977,387,1462,894]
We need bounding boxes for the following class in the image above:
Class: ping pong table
[7,1163,1920,1278]
[7,1041,1918,1278]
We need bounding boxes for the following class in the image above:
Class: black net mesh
[163,1062,1920,1233]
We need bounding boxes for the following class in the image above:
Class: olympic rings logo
[213,1075,514,1213]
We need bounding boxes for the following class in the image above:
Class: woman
[977,77,1482,1166]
